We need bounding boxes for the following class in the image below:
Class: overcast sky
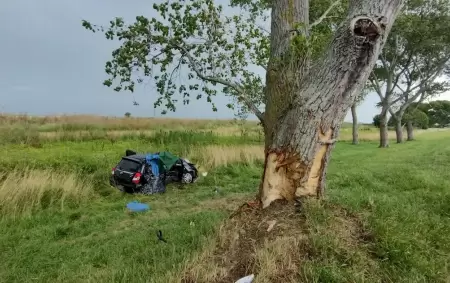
[1,0,449,123]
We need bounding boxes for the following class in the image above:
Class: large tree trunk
[351,103,359,145]
[260,0,403,208]
[394,118,403,143]
[406,121,414,141]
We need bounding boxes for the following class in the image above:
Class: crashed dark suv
[110,150,198,194]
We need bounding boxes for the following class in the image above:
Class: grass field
[1,115,449,283]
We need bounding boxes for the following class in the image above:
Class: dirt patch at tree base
[179,199,307,283]
[179,199,377,283]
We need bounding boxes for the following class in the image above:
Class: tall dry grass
[0,114,252,131]
[13,127,261,143]
[1,113,438,145]
[0,145,263,218]
[0,169,94,218]
[0,125,430,146]
[189,145,264,170]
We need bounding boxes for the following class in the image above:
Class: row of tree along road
[82,0,449,207]
[370,100,450,142]
[350,0,450,147]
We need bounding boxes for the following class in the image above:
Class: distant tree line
[372,100,450,140]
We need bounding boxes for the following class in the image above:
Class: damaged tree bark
[260,0,403,208]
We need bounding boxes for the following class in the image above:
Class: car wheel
[181,172,193,184]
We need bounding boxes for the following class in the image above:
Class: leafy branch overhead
[82,0,346,119]
[81,0,268,119]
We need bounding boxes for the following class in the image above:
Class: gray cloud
[10,85,32,92]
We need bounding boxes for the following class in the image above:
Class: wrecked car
[110,150,198,194]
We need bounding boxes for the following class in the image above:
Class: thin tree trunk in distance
[395,119,403,143]
[406,121,414,141]
[379,110,389,148]
[259,0,403,208]
[351,103,359,145]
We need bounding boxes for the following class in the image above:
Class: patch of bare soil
[178,200,377,283]
[180,199,310,283]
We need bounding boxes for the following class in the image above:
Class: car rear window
[117,159,142,172]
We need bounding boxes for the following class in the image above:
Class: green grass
[303,138,450,282]
[0,166,260,282]
[0,129,449,282]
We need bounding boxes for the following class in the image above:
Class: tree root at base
[180,200,308,283]
[179,199,379,283]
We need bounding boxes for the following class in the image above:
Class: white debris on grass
[235,274,255,283]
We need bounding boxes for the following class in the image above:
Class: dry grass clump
[33,128,429,143]
[179,200,308,283]
[0,169,94,218]
[190,145,264,170]
[208,125,263,137]
[339,128,435,141]
[177,200,380,283]
[253,236,306,283]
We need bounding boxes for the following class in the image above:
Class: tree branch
[257,24,270,35]
[395,83,406,93]
[310,0,342,29]
[392,51,413,92]
[390,95,404,107]
[406,69,444,105]
[176,43,265,123]
[390,35,401,69]
[380,55,389,70]
[405,55,450,96]
[389,55,450,115]
[370,72,384,100]
[388,107,403,120]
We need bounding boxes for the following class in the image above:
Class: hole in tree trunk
[353,19,380,41]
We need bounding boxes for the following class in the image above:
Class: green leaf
[103,79,112,87]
